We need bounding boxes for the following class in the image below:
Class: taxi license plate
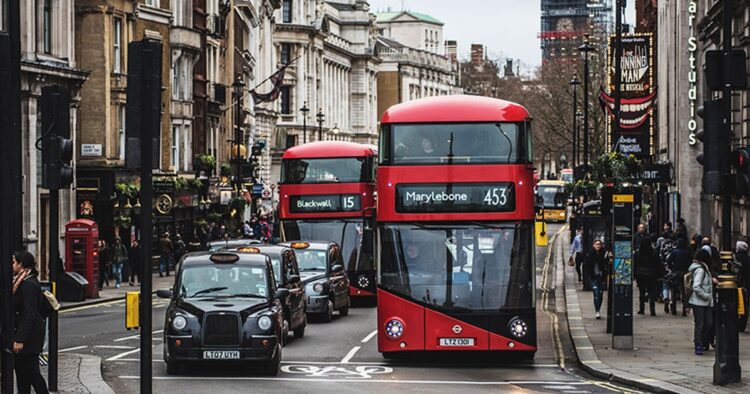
[203,351,240,359]
[439,338,475,347]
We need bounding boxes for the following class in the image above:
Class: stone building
[4,0,89,276]
[269,0,380,182]
[374,10,460,119]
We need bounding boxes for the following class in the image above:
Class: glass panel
[281,157,367,184]
[282,0,292,23]
[282,219,371,272]
[113,18,121,72]
[535,184,565,208]
[389,123,522,165]
[178,264,269,298]
[379,222,533,311]
[292,249,327,272]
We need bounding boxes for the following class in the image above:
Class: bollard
[713,251,741,385]
[126,291,140,330]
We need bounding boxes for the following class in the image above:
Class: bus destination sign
[289,194,361,213]
[396,183,515,213]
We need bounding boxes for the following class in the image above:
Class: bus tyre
[263,344,281,376]
[166,361,181,375]
[339,305,349,317]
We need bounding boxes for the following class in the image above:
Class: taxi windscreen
[178,264,269,299]
[292,249,328,272]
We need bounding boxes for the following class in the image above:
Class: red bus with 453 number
[376,95,537,358]
[279,141,378,299]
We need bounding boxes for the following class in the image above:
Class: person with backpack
[11,251,50,394]
[688,249,715,355]
[634,238,663,316]
[666,237,691,316]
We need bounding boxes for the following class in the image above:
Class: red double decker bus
[279,141,378,299]
[376,95,537,357]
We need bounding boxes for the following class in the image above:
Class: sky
[367,0,636,75]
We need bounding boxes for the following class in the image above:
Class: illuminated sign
[289,194,361,213]
[396,183,515,213]
[687,0,698,146]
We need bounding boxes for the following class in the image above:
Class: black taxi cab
[280,241,350,322]
[156,251,288,375]
[208,238,261,252]
[224,245,307,342]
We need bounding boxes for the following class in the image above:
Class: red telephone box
[65,219,99,298]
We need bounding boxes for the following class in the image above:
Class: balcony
[170,26,201,52]
[206,14,225,38]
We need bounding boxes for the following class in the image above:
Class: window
[280,43,291,65]
[285,134,297,149]
[118,105,126,160]
[172,60,180,99]
[146,0,159,7]
[113,18,122,73]
[207,44,219,83]
[172,0,191,26]
[282,0,292,23]
[281,158,368,184]
[43,0,52,54]
[182,124,191,171]
[207,119,218,159]
[280,86,291,114]
[171,125,180,170]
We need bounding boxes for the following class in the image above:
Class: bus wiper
[192,287,228,297]
[495,122,514,163]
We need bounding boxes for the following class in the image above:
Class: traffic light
[250,144,263,179]
[696,99,724,194]
[40,85,74,190]
[734,147,750,196]
[125,39,162,170]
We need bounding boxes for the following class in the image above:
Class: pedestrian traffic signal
[696,99,724,194]
[41,85,74,190]
[733,147,750,196]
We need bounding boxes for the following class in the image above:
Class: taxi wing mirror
[156,289,173,299]
[288,275,301,284]
[332,264,344,273]
[275,288,290,299]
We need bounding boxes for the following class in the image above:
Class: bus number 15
[343,196,357,209]
[483,188,507,206]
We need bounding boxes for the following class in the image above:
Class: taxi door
[284,250,306,328]
[329,245,349,309]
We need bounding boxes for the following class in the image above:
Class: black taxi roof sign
[237,247,261,253]
[209,253,240,264]
[289,242,310,249]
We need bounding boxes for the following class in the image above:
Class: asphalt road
[58,224,641,393]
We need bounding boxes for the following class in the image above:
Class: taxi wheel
[339,305,349,317]
[263,344,281,376]
[165,361,181,375]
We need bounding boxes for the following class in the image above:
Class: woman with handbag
[11,250,49,394]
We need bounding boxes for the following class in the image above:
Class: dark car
[156,251,289,376]
[281,241,350,322]
[208,239,262,252]
[225,245,307,342]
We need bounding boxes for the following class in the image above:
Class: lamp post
[576,110,583,168]
[233,76,245,195]
[569,75,581,174]
[300,101,310,144]
[316,109,325,141]
[331,124,340,141]
[578,37,594,173]
[613,0,624,153]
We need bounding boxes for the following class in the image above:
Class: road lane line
[59,300,125,314]
[340,346,361,363]
[540,225,567,370]
[361,330,377,343]
[106,347,141,361]
[59,345,88,353]
[94,345,135,349]
[114,329,164,342]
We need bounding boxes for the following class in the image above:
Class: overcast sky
[368,0,636,75]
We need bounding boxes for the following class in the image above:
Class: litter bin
[57,271,88,302]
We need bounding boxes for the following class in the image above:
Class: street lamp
[569,75,581,173]
[331,124,340,141]
[316,109,325,141]
[233,76,246,195]
[576,110,583,169]
[578,37,594,173]
[300,102,310,144]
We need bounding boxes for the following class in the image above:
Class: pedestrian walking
[634,223,647,254]
[666,237,691,316]
[584,239,608,319]
[634,239,663,316]
[128,240,142,286]
[159,232,173,277]
[242,220,253,239]
[173,234,186,264]
[569,227,584,282]
[111,237,128,288]
[11,251,50,394]
[689,249,714,355]
[97,239,110,289]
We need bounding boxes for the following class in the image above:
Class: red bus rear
[376,95,537,357]
[279,141,378,298]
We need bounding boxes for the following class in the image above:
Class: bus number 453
[484,188,507,206]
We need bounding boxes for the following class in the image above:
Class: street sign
[252,184,264,195]
[80,144,102,157]
[611,193,635,350]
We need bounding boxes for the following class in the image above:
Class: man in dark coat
[634,239,664,316]
[128,240,142,286]
[11,251,49,393]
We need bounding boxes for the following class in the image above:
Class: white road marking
[116,375,592,386]
[544,386,577,390]
[361,330,377,343]
[114,329,164,342]
[106,358,560,368]
[94,345,135,349]
[106,347,141,361]
[59,345,88,353]
[340,346,361,364]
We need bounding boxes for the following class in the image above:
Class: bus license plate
[203,351,240,359]
[439,338,475,347]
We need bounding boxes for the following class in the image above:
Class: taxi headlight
[172,315,187,331]
[258,316,273,331]
[313,283,324,293]
[509,317,528,338]
[385,318,404,340]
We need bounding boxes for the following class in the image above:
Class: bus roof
[381,95,530,124]
[282,141,377,160]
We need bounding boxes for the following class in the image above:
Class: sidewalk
[60,272,175,310]
[558,230,749,394]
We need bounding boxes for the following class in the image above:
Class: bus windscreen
[282,157,368,184]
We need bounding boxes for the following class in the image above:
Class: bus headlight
[172,315,187,331]
[357,275,370,289]
[385,318,404,340]
[258,316,273,331]
[509,317,528,338]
